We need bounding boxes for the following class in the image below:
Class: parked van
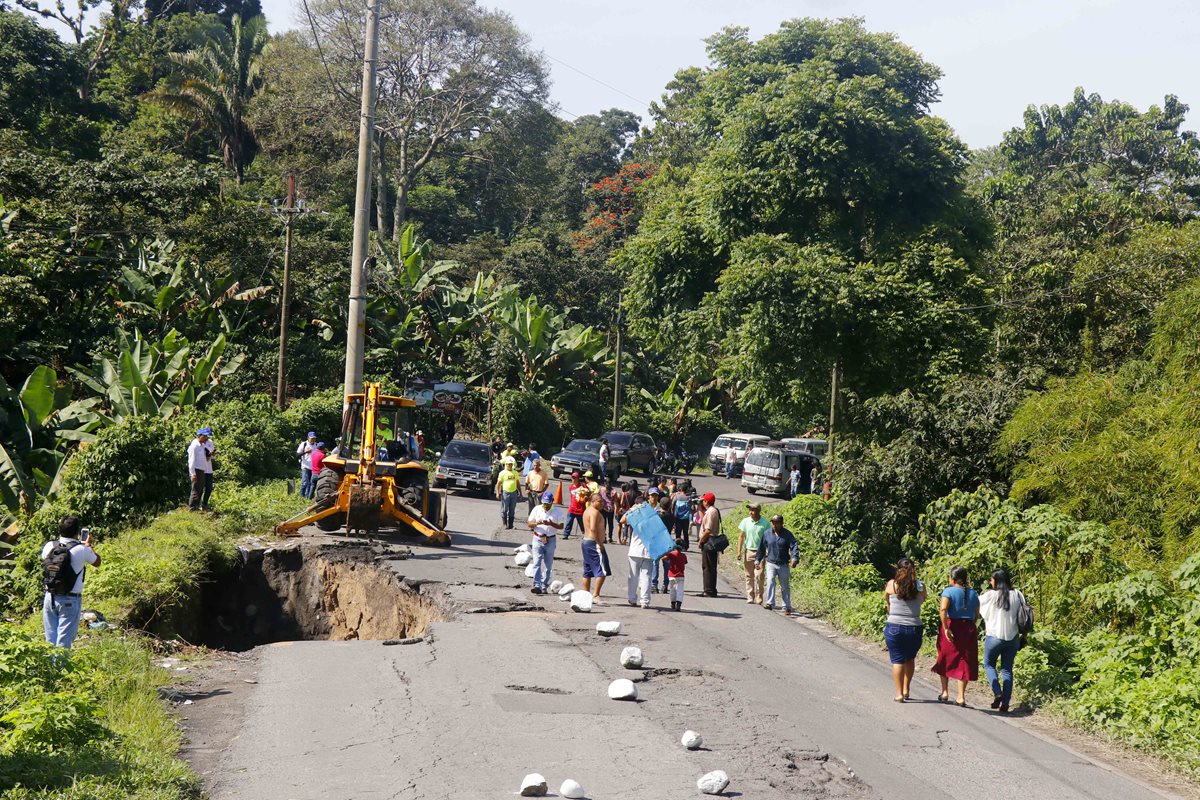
[709,433,770,477]
[780,437,829,459]
[741,443,822,497]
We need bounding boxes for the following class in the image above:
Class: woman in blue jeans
[979,568,1025,714]
[883,557,926,702]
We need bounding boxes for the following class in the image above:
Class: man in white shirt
[598,438,610,482]
[297,431,317,498]
[188,426,215,511]
[724,443,737,479]
[526,490,564,594]
[41,515,100,648]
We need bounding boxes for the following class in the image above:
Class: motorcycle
[676,448,696,474]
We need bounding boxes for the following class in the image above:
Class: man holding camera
[41,515,101,648]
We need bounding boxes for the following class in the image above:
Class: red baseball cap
[571,470,581,478]
[702,492,716,504]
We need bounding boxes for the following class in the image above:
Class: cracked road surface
[183,481,1178,800]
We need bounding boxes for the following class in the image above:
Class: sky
[252,0,1198,148]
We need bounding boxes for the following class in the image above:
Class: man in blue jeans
[756,515,800,614]
[41,515,101,648]
[526,491,564,594]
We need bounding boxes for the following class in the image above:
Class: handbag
[1015,591,1035,634]
[706,532,729,553]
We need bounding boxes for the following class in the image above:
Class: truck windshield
[444,441,489,461]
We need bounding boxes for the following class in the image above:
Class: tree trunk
[392,177,409,242]
[375,134,390,238]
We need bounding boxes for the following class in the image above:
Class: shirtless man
[581,494,611,602]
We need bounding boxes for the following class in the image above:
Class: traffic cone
[553,480,563,505]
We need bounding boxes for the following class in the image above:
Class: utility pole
[824,360,840,501]
[275,173,299,409]
[342,0,382,398]
[612,295,623,429]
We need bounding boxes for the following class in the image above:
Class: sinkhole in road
[197,543,447,650]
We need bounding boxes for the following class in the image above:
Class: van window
[812,443,828,457]
[761,452,780,470]
[713,436,730,448]
[746,449,767,467]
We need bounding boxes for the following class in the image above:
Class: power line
[543,52,651,109]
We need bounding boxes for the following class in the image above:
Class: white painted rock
[558,582,576,599]
[569,590,593,612]
[514,543,531,554]
[559,778,585,799]
[682,730,704,750]
[697,770,729,795]
[524,562,536,578]
[514,551,532,566]
[548,580,563,594]
[620,646,644,669]
[596,620,622,636]
[608,678,638,701]
[520,773,548,796]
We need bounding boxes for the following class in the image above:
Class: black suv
[433,439,493,496]
[601,431,657,476]
[551,439,627,480]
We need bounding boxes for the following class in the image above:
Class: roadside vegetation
[2,0,1200,786]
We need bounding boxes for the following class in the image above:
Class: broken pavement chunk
[519,773,548,796]
[569,590,593,612]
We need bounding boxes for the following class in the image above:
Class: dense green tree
[150,14,267,183]
[620,18,988,423]
[971,88,1200,375]
[547,109,640,227]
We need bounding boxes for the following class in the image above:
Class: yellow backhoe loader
[276,383,450,545]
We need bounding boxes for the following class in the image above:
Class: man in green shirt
[736,502,770,604]
[495,456,521,529]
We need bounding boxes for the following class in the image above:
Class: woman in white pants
[620,497,653,609]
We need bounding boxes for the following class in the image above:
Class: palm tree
[152,15,267,184]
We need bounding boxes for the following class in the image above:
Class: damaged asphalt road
[178,487,1179,800]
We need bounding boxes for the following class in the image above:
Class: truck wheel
[643,460,654,477]
[747,487,758,495]
[313,468,344,531]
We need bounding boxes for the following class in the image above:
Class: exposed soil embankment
[198,541,446,649]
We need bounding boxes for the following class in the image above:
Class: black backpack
[43,541,80,594]
[1015,591,1035,635]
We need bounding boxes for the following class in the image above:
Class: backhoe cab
[276,383,450,545]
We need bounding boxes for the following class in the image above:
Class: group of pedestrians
[884,559,1030,713]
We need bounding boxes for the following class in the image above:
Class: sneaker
[783,608,791,616]
[998,701,1010,714]
[763,605,775,610]
[990,696,1003,709]
[640,603,650,609]
[531,587,544,595]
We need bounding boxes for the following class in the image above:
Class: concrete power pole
[824,360,840,501]
[275,173,299,409]
[342,0,382,398]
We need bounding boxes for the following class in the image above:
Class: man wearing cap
[522,443,541,477]
[564,471,588,539]
[495,456,522,529]
[698,492,722,597]
[297,432,317,499]
[188,427,215,512]
[584,470,600,497]
[527,490,564,594]
[737,502,770,604]
[756,515,800,614]
[311,441,327,477]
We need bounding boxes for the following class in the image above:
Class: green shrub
[176,393,290,485]
[282,387,344,446]
[57,416,189,531]
[208,480,307,537]
[0,625,201,797]
[492,390,562,450]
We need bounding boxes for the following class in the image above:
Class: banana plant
[0,366,101,515]
[111,239,273,341]
[492,291,610,399]
[68,329,245,423]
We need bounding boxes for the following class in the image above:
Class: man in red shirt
[663,538,688,611]
[564,470,588,539]
[311,442,327,475]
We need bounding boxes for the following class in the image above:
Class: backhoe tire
[396,474,425,511]
[313,468,344,532]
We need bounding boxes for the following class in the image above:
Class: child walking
[663,538,688,611]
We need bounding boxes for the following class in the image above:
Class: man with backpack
[41,515,100,648]
[297,431,317,498]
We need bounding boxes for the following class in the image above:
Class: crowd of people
[510,458,1031,713]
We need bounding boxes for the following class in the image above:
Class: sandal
[938,692,949,703]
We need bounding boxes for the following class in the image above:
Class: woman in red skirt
[932,565,980,706]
